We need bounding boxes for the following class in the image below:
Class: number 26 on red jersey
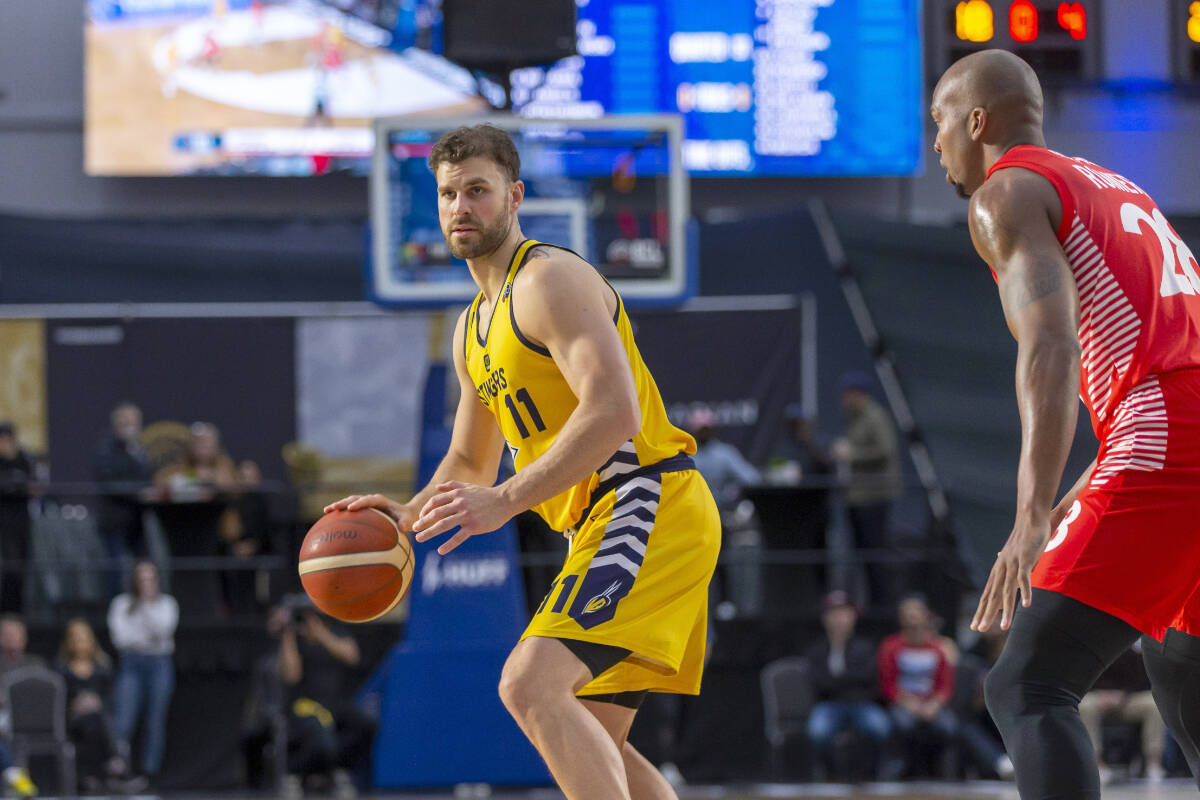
[1121,203,1200,298]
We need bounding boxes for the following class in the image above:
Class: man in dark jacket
[0,424,34,613]
[804,590,890,778]
[93,403,154,597]
[831,372,902,609]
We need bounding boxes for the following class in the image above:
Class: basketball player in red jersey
[932,50,1200,797]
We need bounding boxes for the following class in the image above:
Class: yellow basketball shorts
[520,468,721,695]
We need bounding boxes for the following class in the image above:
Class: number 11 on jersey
[504,387,546,439]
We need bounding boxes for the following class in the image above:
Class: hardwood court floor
[99,778,1196,800]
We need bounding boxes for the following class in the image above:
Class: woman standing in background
[108,560,178,788]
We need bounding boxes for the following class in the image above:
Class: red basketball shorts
[1032,369,1200,640]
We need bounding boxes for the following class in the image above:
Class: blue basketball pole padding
[368,362,552,787]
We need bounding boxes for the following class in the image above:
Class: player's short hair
[429,124,521,184]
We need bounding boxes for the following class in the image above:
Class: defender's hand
[971,518,1048,632]
[413,481,515,555]
[323,494,415,531]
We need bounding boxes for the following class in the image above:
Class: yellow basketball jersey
[464,239,695,532]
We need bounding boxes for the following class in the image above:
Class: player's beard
[445,208,512,260]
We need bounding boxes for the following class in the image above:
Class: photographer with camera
[268,595,376,800]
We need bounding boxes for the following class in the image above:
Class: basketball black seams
[309,517,398,552]
[314,529,358,544]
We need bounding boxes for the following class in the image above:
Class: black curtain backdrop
[632,306,801,466]
[0,215,364,303]
[45,318,297,484]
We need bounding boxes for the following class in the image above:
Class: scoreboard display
[1175,0,1200,81]
[87,0,924,176]
[509,0,924,177]
[933,0,1101,81]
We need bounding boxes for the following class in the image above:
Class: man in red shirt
[876,594,957,778]
[931,49,1200,799]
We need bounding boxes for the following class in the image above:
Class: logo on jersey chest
[483,353,491,371]
[475,365,507,406]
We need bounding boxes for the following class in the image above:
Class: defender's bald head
[933,49,1043,125]
[930,50,1046,198]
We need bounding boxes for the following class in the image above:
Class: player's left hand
[971,517,1049,632]
[413,481,515,555]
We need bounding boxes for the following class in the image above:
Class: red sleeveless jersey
[987,145,1200,439]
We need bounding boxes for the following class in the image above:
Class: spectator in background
[768,404,834,485]
[156,422,237,501]
[93,402,155,598]
[0,614,43,678]
[688,408,763,616]
[0,424,35,614]
[804,591,890,779]
[831,372,902,608]
[56,618,141,794]
[0,614,41,797]
[155,422,237,617]
[0,743,35,798]
[108,560,178,787]
[689,408,761,510]
[218,459,271,615]
[953,626,1014,779]
[877,593,957,779]
[1078,642,1166,783]
[270,599,375,800]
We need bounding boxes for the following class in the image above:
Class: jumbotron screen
[84,0,922,177]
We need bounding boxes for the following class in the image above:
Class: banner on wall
[0,320,47,454]
[45,318,297,484]
[295,316,431,459]
[631,301,804,465]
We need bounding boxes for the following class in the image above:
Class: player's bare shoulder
[969,167,1062,264]
[520,244,594,279]
[513,245,617,322]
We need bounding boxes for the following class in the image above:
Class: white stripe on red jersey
[987,146,1200,481]
[1061,215,1142,422]
[1089,377,1167,488]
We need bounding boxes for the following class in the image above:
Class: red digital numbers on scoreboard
[943,0,1096,81]
[1009,1,1038,43]
[1057,2,1086,40]
[961,1,1087,44]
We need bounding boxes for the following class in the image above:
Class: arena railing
[1,475,965,627]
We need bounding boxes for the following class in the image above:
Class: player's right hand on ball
[323,494,415,531]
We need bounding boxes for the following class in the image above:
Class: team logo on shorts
[569,475,661,629]
[582,580,624,614]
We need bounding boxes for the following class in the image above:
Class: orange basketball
[297,508,414,623]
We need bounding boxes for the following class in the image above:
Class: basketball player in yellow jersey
[326,125,720,799]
